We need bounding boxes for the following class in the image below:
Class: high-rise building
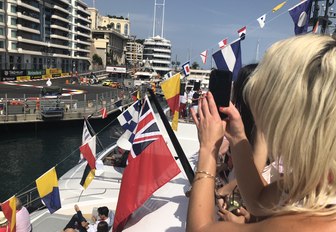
[0,0,91,72]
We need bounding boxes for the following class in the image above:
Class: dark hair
[233,63,258,145]
[97,221,109,232]
[97,206,109,217]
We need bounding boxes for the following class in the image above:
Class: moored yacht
[30,106,199,232]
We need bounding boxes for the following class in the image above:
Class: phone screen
[209,69,233,119]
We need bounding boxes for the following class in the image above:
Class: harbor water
[0,119,120,202]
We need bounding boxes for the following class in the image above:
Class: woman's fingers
[190,107,199,127]
[205,92,220,117]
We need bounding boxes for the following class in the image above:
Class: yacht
[30,105,199,231]
[132,59,161,86]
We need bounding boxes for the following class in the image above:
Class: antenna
[152,0,166,37]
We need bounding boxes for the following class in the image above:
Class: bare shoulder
[253,214,336,232]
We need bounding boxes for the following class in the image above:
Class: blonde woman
[187,34,336,231]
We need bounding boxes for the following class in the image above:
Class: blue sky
[84,0,316,68]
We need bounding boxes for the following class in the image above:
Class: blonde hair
[244,34,336,215]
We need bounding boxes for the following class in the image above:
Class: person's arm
[186,92,260,232]
[220,104,282,216]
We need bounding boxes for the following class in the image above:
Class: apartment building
[125,40,143,67]
[88,8,129,68]
[0,0,91,72]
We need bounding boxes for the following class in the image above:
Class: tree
[92,54,103,66]
[191,61,200,69]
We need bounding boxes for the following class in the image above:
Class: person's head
[244,34,336,214]
[97,221,109,232]
[16,197,23,211]
[233,63,258,144]
[97,206,109,219]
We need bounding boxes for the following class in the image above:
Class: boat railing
[0,88,136,123]
[16,187,46,213]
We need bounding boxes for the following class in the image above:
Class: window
[10,5,16,13]
[124,24,129,35]
[11,42,17,50]
[11,30,16,38]
[0,14,3,23]
[0,28,3,35]
[116,23,121,32]
[0,2,3,10]
[0,41,4,48]
[11,18,17,26]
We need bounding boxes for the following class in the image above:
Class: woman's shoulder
[251,213,336,232]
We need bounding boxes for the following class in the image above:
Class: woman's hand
[219,102,247,146]
[191,92,225,150]
[218,206,251,224]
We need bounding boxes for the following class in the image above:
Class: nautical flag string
[218,38,228,49]
[200,50,207,64]
[257,14,266,28]
[288,0,312,35]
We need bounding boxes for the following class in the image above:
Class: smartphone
[209,69,233,119]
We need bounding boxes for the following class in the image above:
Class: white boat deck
[31,118,199,232]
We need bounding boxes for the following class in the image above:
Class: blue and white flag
[288,0,312,35]
[212,39,242,81]
[117,100,141,150]
[182,62,191,77]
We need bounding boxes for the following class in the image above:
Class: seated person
[16,197,32,232]
[0,212,8,232]
[64,205,110,232]
[97,221,108,232]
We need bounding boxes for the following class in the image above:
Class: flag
[218,38,228,49]
[272,1,287,12]
[117,100,141,143]
[80,135,96,170]
[163,71,173,80]
[100,107,107,119]
[1,196,16,232]
[35,167,61,214]
[288,0,312,35]
[238,26,246,40]
[161,73,180,131]
[312,20,319,33]
[257,14,266,28]
[131,91,139,101]
[182,62,190,76]
[200,50,207,64]
[79,120,93,162]
[112,96,181,232]
[212,39,242,81]
[80,164,96,189]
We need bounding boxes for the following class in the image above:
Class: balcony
[76,15,90,24]
[17,0,40,12]
[50,34,71,41]
[53,5,70,15]
[76,39,91,46]
[54,0,70,5]
[51,24,71,33]
[51,14,71,24]
[17,24,40,34]
[17,12,40,23]
[17,36,45,46]
[77,7,90,16]
[75,31,90,39]
[76,23,90,31]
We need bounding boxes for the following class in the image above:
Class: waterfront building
[184,69,211,90]
[143,36,171,76]
[88,8,129,69]
[125,39,143,68]
[0,0,92,72]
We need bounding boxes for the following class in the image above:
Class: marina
[1,0,336,232]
